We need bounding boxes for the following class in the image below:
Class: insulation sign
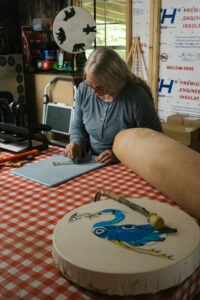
[159,0,200,121]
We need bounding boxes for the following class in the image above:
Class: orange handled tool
[0,149,39,164]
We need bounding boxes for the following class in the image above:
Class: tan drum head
[52,198,200,296]
[53,6,96,53]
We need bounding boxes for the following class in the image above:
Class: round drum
[53,6,96,54]
[52,198,200,296]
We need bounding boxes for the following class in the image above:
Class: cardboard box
[162,122,200,146]
[183,116,200,127]
[167,114,200,128]
[167,114,187,124]
[189,142,200,153]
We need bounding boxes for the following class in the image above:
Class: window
[81,0,126,60]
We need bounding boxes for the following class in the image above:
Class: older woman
[63,47,162,163]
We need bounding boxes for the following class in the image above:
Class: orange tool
[0,149,39,164]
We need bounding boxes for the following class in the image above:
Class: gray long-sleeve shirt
[70,81,162,154]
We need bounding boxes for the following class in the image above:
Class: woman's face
[85,72,108,97]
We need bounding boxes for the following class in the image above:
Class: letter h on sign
[159,79,174,94]
[161,8,177,24]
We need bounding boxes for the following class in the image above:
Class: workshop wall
[17,0,69,26]
[0,0,21,54]
[0,0,69,54]
[132,0,200,121]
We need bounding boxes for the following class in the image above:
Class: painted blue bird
[69,208,177,258]
[92,209,177,258]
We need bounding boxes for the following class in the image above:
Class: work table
[0,145,199,300]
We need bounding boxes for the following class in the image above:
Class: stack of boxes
[162,114,200,152]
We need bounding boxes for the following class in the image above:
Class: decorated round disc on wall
[53,6,96,53]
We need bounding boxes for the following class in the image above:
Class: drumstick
[94,189,165,230]
[0,149,39,164]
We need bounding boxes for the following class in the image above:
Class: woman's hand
[95,150,119,164]
[63,142,82,160]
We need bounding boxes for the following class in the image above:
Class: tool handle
[147,213,164,230]
[94,189,165,230]
[94,190,120,202]
[94,190,150,216]
[0,149,39,164]
[6,162,23,167]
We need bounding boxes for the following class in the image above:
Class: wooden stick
[126,41,134,64]
[74,53,78,72]
[141,48,148,77]
[94,189,165,230]
[136,38,144,79]
[131,40,137,72]
[130,37,144,79]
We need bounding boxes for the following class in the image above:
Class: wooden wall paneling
[25,73,75,124]
[17,1,32,26]
[17,0,70,26]
[31,0,59,18]
[24,72,79,144]
[0,0,22,53]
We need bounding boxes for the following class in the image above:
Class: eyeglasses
[84,80,108,95]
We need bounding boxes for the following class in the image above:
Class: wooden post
[148,0,154,89]
[148,0,161,110]
[126,0,132,68]
[74,0,81,6]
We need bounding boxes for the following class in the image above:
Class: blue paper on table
[11,154,105,187]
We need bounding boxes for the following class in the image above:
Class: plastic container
[43,50,56,61]
[32,18,50,31]
[57,49,64,68]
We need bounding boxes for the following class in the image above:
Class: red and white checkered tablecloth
[0,146,199,300]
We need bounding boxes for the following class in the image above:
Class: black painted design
[56,27,66,44]
[73,43,85,52]
[63,7,76,21]
[83,24,96,35]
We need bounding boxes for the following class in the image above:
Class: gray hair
[84,47,152,96]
